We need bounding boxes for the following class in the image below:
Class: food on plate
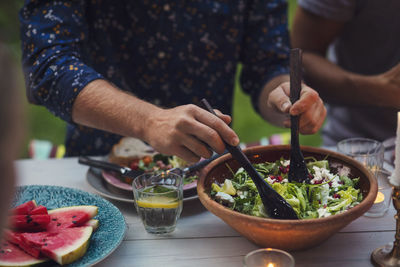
[0,240,48,267]
[108,137,155,167]
[9,214,50,232]
[20,226,93,265]
[10,200,37,215]
[107,137,198,186]
[210,158,362,219]
[46,206,98,232]
[83,219,99,230]
[111,152,198,187]
[1,200,99,266]
[29,206,48,215]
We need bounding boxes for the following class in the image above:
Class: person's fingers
[173,146,201,163]
[184,121,227,154]
[192,106,239,147]
[180,133,214,159]
[298,100,326,134]
[290,86,320,116]
[214,109,232,124]
[268,82,292,113]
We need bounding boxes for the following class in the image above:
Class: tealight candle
[389,112,400,186]
[243,248,295,267]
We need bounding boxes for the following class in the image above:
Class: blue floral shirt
[20,0,290,156]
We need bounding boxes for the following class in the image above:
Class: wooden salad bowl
[197,145,378,251]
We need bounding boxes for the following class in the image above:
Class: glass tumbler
[132,172,183,234]
[337,137,386,217]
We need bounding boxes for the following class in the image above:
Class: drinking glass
[243,248,295,267]
[337,137,387,217]
[132,172,183,234]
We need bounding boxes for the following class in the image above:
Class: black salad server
[200,99,298,220]
[288,48,310,184]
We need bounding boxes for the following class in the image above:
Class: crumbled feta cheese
[215,192,234,204]
[317,207,331,218]
[281,160,290,167]
[266,176,275,184]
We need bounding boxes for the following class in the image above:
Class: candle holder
[243,248,295,267]
[371,186,400,266]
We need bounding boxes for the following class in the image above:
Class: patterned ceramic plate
[12,185,127,267]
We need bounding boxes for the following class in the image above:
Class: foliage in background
[0,0,320,158]
[0,1,66,157]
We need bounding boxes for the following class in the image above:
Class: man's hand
[267,82,326,134]
[142,104,239,163]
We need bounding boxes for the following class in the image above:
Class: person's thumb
[269,88,292,113]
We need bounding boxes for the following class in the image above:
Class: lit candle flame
[266,263,275,267]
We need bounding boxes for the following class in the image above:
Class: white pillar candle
[390,112,400,186]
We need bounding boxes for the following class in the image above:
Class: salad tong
[200,99,298,220]
[288,48,310,183]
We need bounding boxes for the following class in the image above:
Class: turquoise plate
[12,185,127,266]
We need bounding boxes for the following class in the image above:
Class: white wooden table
[15,157,397,267]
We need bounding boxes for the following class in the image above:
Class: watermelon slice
[3,230,42,259]
[20,226,93,265]
[10,201,37,215]
[9,215,50,232]
[83,219,99,231]
[46,206,98,232]
[29,206,47,215]
[0,240,47,267]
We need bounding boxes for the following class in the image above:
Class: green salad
[210,158,363,219]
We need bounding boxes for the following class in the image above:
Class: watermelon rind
[21,226,93,265]
[46,206,98,232]
[55,227,93,265]
[83,219,99,231]
[48,206,98,218]
[0,241,47,267]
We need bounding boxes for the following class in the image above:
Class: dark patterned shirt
[20,0,290,156]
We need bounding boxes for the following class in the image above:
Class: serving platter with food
[81,137,229,203]
[1,185,126,266]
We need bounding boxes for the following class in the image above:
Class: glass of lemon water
[132,172,183,234]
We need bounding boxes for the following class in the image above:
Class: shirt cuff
[46,63,104,123]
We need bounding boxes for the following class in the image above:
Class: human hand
[142,104,239,163]
[376,63,400,108]
[267,82,326,134]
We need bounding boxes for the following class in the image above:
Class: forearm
[258,74,290,127]
[302,52,398,108]
[72,79,161,141]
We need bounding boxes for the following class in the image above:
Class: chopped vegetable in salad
[129,154,198,185]
[210,158,363,219]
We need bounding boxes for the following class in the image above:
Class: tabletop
[15,156,396,267]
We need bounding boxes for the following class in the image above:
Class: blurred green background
[0,0,321,158]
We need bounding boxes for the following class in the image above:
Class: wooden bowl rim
[197,145,378,226]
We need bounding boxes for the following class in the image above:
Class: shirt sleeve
[239,0,290,113]
[20,0,104,123]
[298,0,356,22]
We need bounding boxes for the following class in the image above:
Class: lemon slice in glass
[137,196,180,209]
